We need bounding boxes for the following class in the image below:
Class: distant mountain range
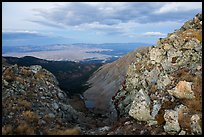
[3,43,151,62]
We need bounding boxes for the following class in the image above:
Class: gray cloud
[30,20,65,29]
[29,2,201,37]
[31,2,201,26]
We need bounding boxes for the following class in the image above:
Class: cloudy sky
[2,2,202,45]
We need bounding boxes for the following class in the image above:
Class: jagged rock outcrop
[112,13,202,135]
[2,63,84,135]
[83,46,149,120]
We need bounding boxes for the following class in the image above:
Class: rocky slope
[2,63,84,135]
[112,13,202,135]
[1,59,122,135]
[83,46,149,117]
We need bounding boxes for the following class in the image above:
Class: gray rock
[190,114,202,135]
[48,113,55,118]
[61,104,69,111]
[9,112,14,116]
[30,65,42,74]
[57,92,65,99]
[149,48,164,63]
[98,126,111,132]
[52,102,59,110]
[157,74,171,89]
[179,130,186,135]
[146,67,160,85]
[3,80,9,86]
[163,109,180,135]
[41,96,46,99]
[129,89,152,121]
[38,119,46,125]
[151,100,161,118]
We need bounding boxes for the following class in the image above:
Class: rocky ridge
[1,63,94,135]
[112,13,202,135]
[2,60,124,135]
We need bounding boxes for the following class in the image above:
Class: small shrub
[178,110,191,133]
[20,68,32,76]
[34,71,46,79]
[155,109,165,125]
[3,67,15,81]
[15,76,24,84]
[22,110,39,123]
[45,128,81,135]
[15,122,35,135]
[18,99,32,110]
[2,125,13,135]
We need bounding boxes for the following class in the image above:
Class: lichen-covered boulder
[167,81,195,99]
[163,110,180,135]
[129,89,152,121]
[190,114,202,135]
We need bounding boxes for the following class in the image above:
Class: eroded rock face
[112,13,202,135]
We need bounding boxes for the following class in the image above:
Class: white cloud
[154,2,202,14]
[142,32,166,36]
[2,30,38,34]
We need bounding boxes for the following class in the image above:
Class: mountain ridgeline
[3,56,102,96]
[2,13,202,135]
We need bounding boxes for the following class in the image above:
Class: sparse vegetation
[2,125,13,135]
[22,111,39,123]
[45,127,81,135]
[15,122,35,135]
